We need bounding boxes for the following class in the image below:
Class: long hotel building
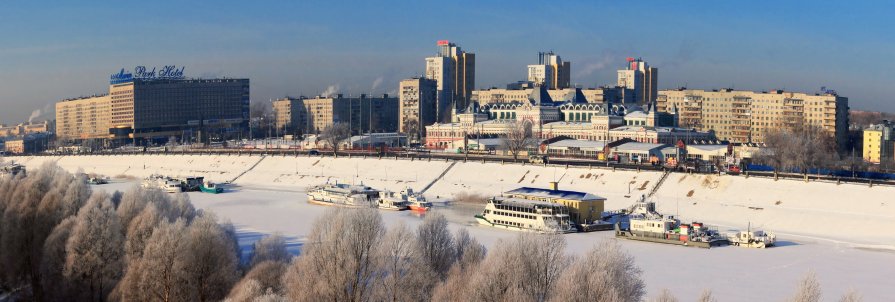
[657,88,849,150]
[56,68,250,143]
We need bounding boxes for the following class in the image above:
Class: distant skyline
[1,1,893,123]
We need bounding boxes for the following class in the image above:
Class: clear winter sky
[1,1,893,123]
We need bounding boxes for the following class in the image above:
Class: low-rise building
[609,142,670,164]
[503,183,606,224]
[3,135,49,154]
[863,121,895,163]
[686,144,729,162]
[340,133,406,150]
[0,121,52,137]
[544,139,607,159]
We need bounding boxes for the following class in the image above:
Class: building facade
[658,88,850,150]
[863,121,895,163]
[1,121,52,137]
[472,86,632,105]
[527,51,571,89]
[425,40,474,122]
[273,94,399,136]
[57,67,251,144]
[110,78,250,141]
[617,58,657,105]
[55,95,112,140]
[425,88,708,150]
[398,77,438,142]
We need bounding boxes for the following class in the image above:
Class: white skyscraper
[527,51,570,89]
[617,57,657,105]
[425,40,475,122]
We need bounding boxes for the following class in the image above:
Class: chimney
[549,181,558,191]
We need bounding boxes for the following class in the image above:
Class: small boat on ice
[402,188,432,211]
[200,181,224,194]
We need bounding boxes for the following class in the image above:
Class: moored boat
[200,181,224,194]
[474,196,575,233]
[376,190,410,210]
[307,181,380,208]
[403,188,432,211]
[615,195,728,248]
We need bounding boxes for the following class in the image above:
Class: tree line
[0,163,864,301]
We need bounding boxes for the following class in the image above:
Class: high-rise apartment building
[398,77,438,142]
[55,95,112,140]
[273,94,399,136]
[617,58,657,105]
[527,51,571,89]
[658,88,849,150]
[425,40,474,122]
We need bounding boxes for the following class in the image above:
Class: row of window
[493,220,529,228]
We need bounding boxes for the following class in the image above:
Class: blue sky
[1,1,892,123]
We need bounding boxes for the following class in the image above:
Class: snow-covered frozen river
[93,180,895,301]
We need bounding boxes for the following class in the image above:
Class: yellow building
[503,182,606,224]
[862,122,894,163]
[658,88,849,150]
[55,95,112,140]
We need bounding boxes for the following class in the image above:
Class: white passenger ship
[474,196,575,233]
[307,182,380,208]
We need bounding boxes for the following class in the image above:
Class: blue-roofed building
[503,182,606,224]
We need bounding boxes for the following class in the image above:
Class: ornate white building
[424,86,713,149]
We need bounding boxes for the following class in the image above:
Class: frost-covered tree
[789,271,822,302]
[697,289,718,302]
[123,204,162,263]
[116,219,189,302]
[251,233,291,267]
[182,213,239,302]
[64,191,125,301]
[0,163,71,298]
[228,260,288,300]
[224,278,288,302]
[283,208,384,302]
[839,289,862,302]
[551,241,644,302]
[465,240,521,302]
[117,186,167,230]
[460,234,568,302]
[452,228,485,270]
[652,288,679,302]
[40,216,77,302]
[415,212,456,279]
[221,219,242,267]
[373,223,423,302]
